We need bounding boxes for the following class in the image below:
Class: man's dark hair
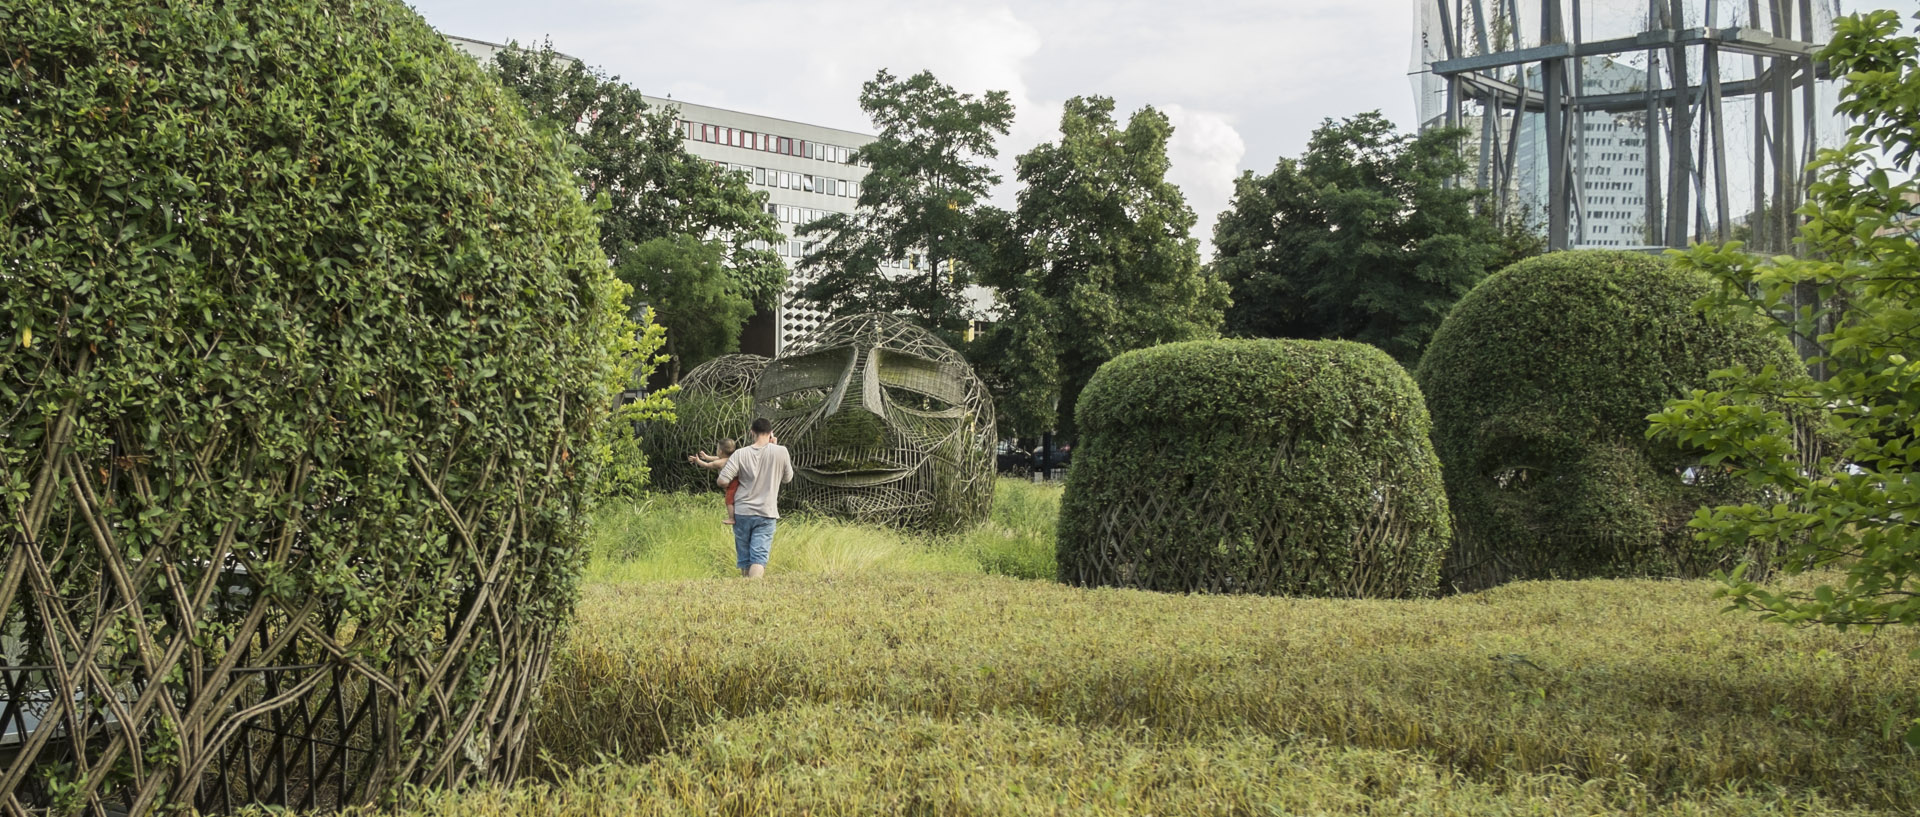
[751,417,773,435]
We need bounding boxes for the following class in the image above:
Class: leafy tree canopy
[1210,112,1541,365]
[490,42,783,374]
[1650,10,1920,643]
[622,236,756,383]
[980,97,1228,437]
[799,69,1014,344]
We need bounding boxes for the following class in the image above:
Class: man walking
[717,417,793,578]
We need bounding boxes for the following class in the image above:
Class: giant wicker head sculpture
[752,314,995,531]
[644,354,769,493]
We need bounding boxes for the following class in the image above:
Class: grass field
[366,479,1919,816]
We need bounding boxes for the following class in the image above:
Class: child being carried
[688,439,740,524]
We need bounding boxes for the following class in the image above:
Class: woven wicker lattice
[643,355,770,493]
[753,314,995,531]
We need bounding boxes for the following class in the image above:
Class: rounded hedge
[1414,250,1804,592]
[1057,339,1450,598]
[1,0,623,811]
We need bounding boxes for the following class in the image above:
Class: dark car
[995,440,1032,475]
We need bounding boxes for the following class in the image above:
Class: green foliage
[948,477,1062,579]
[1212,112,1542,364]
[979,97,1230,437]
[489,41,783,375]
[1649,11,1920,638]
[520,571,1918,811]
[798,69,1014,342]
[0,0,641,806]
[619,236,755,382]
[1058,339,1449,598]
[1418,251,1804,592]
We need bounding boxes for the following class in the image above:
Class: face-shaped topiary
[1,1,623,811]
[753,314,995,531]
[645,354,768,492]
[1415,250,1806,592]
[1057,339,1451,598]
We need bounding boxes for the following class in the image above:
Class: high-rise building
[1515,57,1653,248]
[446,35,879,356]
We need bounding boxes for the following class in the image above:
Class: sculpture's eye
[771,388,828,414]
[883,385,957,415]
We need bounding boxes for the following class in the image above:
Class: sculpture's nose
[817,346,887,449]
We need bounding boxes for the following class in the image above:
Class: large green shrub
[0,0,634,812]
[1057,339,1449,598]
[1416,251,1804,592]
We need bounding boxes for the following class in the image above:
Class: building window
[755,167,766,185]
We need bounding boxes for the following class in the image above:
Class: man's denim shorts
[734,514,776,570]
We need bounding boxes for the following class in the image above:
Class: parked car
[995,440,1032,475]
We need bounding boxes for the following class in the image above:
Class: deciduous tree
[799,69,1014,343]
[490,42,783,375]
[1210,112,1540,365]
[982,97,1228,437]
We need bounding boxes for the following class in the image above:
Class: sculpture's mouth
[801,459,912,487]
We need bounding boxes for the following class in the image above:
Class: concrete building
[1515,57,1653,248]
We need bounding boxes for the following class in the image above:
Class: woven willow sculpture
[643,355,769,493]
[1057,340,1450,598]
[1416,251,1811,592]
[753,314,995,531]
[1,1,618,813]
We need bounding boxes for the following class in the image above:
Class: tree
[981,97,1229,437]
[490,42,783,375]
[622,236,756,383]
[1648,9,1920,648]
[1210,112,1541,365]
[798,70,1015,343]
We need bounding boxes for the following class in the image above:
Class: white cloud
[1160,104,1247,258]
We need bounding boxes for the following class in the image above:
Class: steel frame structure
[1421,0,1835,252]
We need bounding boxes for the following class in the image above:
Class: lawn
[368,479,1920,816]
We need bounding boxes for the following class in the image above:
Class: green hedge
[1057,339,1449,598]
[0,0,626,810]
[1415,250,1804,592]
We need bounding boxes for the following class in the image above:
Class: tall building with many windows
[1514,57,1653,248]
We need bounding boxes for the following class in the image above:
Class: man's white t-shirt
[718,442,794,519]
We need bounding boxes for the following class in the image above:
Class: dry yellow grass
[526,571,1920,810]
[367,703,1894,816]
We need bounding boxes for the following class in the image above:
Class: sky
[405,0,1920,250]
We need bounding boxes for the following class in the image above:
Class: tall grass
[371,704,1892,816]
[532,572,1920,810]
[584,478,1057,583]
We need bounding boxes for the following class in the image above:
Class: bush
[1416,250,1805,592]
[0,0,631,811]
[1057,339,1449,598]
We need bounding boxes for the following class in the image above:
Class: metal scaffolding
[1415,0,1842,253]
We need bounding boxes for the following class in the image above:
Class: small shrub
[1057,339,1449,598]
[1416,250,1805,592]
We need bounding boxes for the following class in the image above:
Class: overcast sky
[405,0,1919,250]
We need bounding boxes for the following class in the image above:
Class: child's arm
[687,453,729,471]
